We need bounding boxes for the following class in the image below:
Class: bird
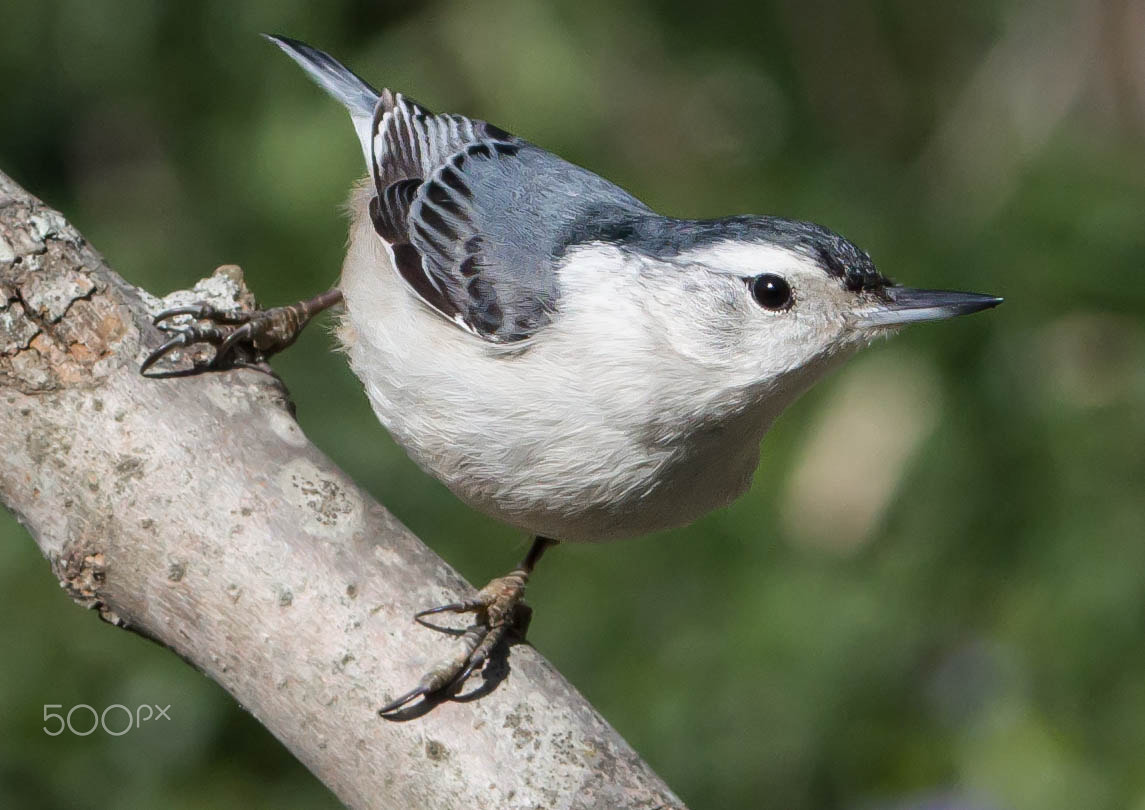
[142,35,1002,713]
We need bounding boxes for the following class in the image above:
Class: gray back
[368,94,651,341]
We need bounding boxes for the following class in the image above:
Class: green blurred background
[2,1,1143,808]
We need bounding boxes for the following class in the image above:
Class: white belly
[336,212,789,542]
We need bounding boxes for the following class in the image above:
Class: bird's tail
[264,34,379,163]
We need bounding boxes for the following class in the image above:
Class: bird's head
[612,216,1002,404]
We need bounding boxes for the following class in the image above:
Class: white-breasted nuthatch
[143,36,1002,713]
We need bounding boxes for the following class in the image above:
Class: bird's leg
[379,535,558,714]
[140,287,344,374]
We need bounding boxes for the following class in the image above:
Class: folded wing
[368,93,650,342]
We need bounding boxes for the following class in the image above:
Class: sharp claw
[215,321,254,363]
[450,658,480,690]
[140,333,191,375]
[153,303,212,324]
[379,645,476,714]
[378,685,430,715]
[455,623,505,688]
[414,599,490,619]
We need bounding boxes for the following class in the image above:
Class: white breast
[336,195,821,541]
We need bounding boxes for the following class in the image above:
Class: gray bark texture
[0,169,686,810]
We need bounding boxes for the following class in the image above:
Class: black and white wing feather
[266,35,652,342]
[367,93,651,342]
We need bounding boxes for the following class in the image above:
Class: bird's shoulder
[367,92,651,342]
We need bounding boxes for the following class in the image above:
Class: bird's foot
[140,288,343,374]
[379,569,533,714]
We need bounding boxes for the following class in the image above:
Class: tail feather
[264,34,380,163]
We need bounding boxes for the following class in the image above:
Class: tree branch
[0,169,686,810]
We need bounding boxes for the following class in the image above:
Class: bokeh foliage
[1,1,1143,808]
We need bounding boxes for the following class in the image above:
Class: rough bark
[0,169,686,810]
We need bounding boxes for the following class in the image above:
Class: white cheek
[740,292,851,380]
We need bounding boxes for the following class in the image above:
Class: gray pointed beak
[856,287,1003,328]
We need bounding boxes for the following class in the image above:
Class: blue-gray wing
[368,94,651,341]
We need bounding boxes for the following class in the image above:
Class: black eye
[750,274,792,310]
